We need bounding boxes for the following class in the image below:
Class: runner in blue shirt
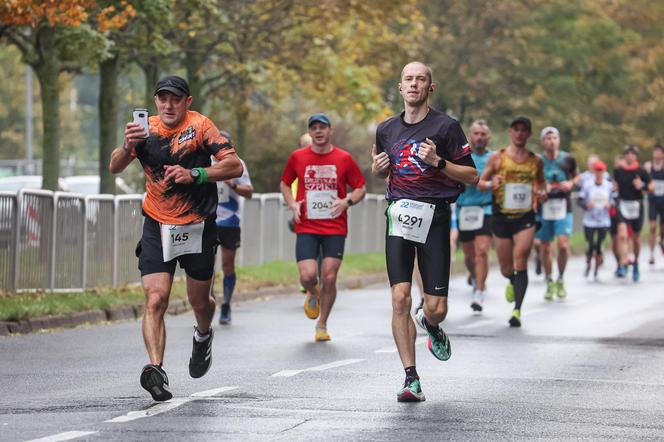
[457,119,494,312]
[536,127,578,301]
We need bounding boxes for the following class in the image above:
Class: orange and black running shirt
[130,111,235,225]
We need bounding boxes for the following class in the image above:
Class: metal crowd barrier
[0,192,388,292]
[0,191,18,292]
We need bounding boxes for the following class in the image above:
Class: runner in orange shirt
[110,75,243,401]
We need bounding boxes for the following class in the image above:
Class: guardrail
[0,191,388,293]
[0,190,607,293]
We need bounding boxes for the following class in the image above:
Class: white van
[61,175,135,195]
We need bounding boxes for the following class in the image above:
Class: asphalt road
[1,255,664,441]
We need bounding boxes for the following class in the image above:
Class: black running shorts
[295,233,345,261]
[136,215,218,280]
[458,215,492,242]
[385,202,451,297]
[648,199,664,223]
[616,201,644,233]
[217,226,241,251]
[491,211,536,239]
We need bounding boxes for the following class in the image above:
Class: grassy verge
[0,252,386,322]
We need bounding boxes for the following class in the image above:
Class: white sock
[194,328,211,342]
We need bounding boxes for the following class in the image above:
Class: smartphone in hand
[133,108,149,138]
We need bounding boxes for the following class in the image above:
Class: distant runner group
[110,62,664,404]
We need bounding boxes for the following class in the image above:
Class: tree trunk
[234,103,248,158]
[185,49,205,112]
[143,61,159,115]
[34,27,60,191]
[99,56,119,194]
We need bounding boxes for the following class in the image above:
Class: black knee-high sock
[513,270,528,310]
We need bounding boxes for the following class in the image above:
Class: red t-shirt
[281,145,365,235]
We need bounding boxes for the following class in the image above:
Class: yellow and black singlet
[492,148,539,219]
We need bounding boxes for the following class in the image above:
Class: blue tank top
[541,150,571,183]
[456,149,492,215]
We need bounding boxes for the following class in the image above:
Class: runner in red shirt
[280,113,366,342]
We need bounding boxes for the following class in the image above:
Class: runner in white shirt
[213,131,253,324]
[580,160,613,280]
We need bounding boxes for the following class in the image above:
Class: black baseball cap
[307,113,331,127]
[153,75,190,97]
[510,116,532,132]
[623,144,639,155]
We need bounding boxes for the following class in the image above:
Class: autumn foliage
[0,0,136,31]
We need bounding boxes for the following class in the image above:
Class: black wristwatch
[190,168,201,182]
[436,158,447,169]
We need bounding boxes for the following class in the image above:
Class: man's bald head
[401,61,433,84]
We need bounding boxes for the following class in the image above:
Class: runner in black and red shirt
[614,145,651,281]
[372,61,478,402]
[280,113,366,342]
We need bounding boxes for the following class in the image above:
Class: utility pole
[25,65,34,174]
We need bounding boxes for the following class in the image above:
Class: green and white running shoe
[544,280,557,300]
[397,377,425,402]
[556,279,567,299]
[415,309,452,361]
[505,282,515,303]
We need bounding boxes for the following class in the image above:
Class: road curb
[0,272,389,336]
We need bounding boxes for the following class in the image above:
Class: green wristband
[195,167,208,184]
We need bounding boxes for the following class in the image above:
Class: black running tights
[584,226,608,258]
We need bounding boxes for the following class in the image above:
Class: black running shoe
[140,364,172,402]
[508,309,521,327]
[219,303,231,324]
[189,327,213,378]
[535,257,542,275]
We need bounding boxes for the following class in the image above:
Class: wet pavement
[2,255,663,441]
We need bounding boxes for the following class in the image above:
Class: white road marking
[271,369,303,377]
[523,308,546,316]
[190,386,238,397]
[308,359,364,371]
[105,398,190,423]
[106,386,238,423]
[272,358,365,377]
[457,319,496,330]
[26,431,98,442]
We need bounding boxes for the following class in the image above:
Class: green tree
[172,0,423,157]
[94,0,172,193]
[0,1,116,190]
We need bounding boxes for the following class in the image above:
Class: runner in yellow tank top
[493,148,540,217]
[480,116,546,327]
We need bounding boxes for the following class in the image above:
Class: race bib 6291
[388,199,435,243]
